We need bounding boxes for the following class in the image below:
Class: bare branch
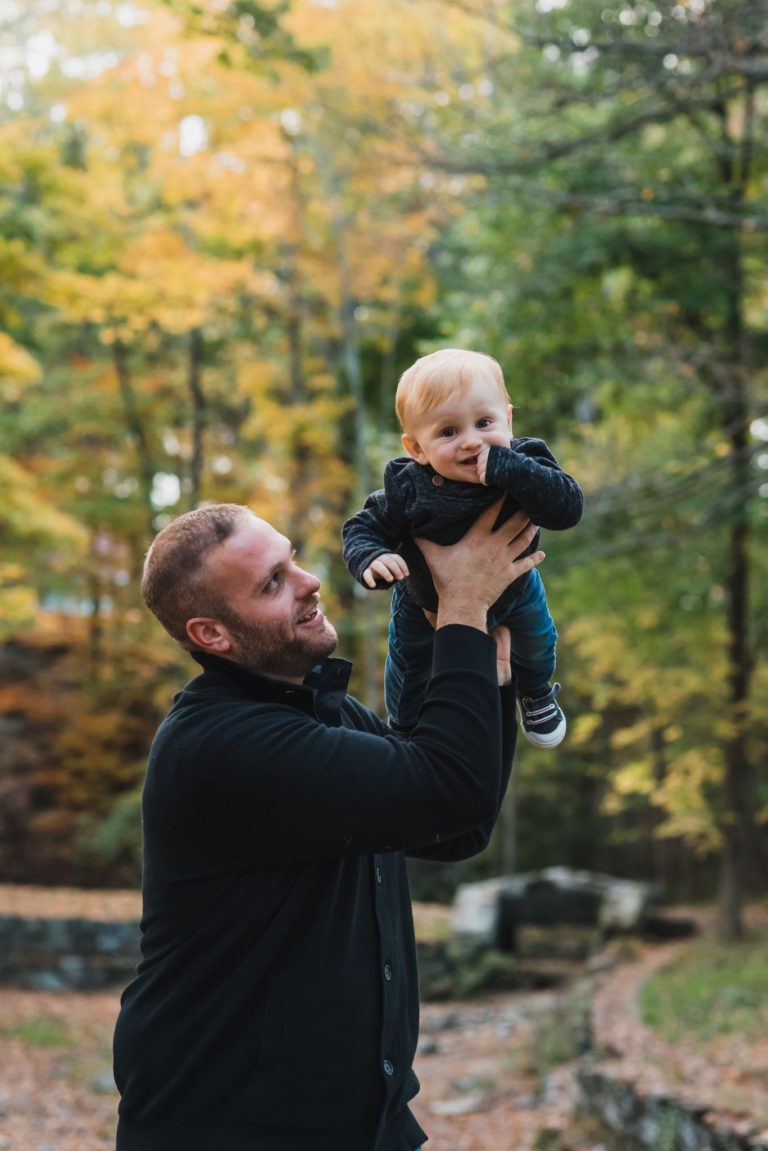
[495,181,768,231]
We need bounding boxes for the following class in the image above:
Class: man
[113,500,544,1151]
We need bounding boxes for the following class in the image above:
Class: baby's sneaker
[519,683,566,748]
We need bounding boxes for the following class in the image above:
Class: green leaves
[0,0,765,900]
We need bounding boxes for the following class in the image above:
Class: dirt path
[0,981,578,1151]
[0,985,119,1151]
[589,936,768,1141]
[413,989,579,1150]
[2,889,767,1151]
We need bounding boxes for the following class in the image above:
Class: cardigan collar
[190,650,353,726]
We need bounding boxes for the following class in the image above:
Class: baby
[343,347,583,748]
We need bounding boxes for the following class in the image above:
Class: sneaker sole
[521,718,566,749]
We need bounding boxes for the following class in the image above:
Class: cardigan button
[376,866,383,884]
[431,474,444,486]
[383,1059,394,1076]
[384,963,392,981]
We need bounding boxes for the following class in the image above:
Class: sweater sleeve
[167,627,508,865]
[342,487,406,589]
[486,438,584,530]
[405,679,517,862]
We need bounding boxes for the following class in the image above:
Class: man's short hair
[141,503,252,646]
[395,348,508,433]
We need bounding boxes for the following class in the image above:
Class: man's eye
[264,573,281,592]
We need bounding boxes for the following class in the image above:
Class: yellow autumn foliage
[0,583,39,634]
[0,456,88,549]
[0,331,42,397]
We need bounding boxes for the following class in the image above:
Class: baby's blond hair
[395,348,508,433]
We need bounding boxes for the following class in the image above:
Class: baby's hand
[476,444,491,484]
[363,553,410,588]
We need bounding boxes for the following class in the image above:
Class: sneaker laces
[521,685,561,726]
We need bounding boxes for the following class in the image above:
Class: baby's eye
[439,427,456,438]
[476,417,493,429]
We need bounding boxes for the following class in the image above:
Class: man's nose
[296,567,321,596]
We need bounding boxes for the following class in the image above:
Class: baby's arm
[342,486,409,590]
[477,439,583,530]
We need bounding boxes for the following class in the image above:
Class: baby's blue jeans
[384,569,557,732]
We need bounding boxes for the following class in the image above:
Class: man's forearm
[433,560,495,631]
[434,602,488,631]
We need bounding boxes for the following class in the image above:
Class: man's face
[196,516,338,682]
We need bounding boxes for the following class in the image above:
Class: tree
[2,0,764,903]
[417,0,768,936]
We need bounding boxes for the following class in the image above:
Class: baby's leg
[498,570,565,749]
[502,569,557,697]
[384,583,436,735]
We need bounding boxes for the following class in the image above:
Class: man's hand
[362,552,410,589]
[490,624,512,685]
[415,503,544,632]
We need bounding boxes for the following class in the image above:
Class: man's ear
[402,432,429,466]
[185,617,234,654]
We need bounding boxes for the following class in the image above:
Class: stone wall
[0,913,140,990]
[0,914,560,999]
[577,1069,768,1151]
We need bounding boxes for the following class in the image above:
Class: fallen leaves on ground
[0,985,120,1151]
[0,884,140,922]
[590,926,768,1139]
[413,990,578,1150]
[2,890,768,1150]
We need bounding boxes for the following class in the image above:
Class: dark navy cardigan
[114,626,516,1151]
[343,437,583,615]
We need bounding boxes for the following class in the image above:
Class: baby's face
[402,372,512,483]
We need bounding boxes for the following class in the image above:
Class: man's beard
[226,608,338,681]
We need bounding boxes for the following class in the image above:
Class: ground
[1,887,767,1151]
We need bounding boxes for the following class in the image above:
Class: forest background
[1,0,766,942]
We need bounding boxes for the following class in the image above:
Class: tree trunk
[497,764,517,875]
[339,293,380,710]
[717,415,752,941]
[714,100,755,939]
[283,291,312,554]
[112,340,155,537]
[187,327,206,509]
[87,569,104,675]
